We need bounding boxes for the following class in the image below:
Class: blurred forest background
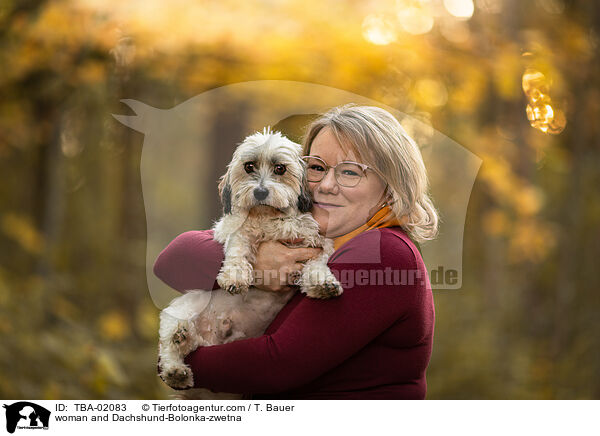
[1,0,599,399]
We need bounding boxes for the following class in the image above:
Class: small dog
[158,129,342,398]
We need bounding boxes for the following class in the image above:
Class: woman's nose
[317,168,339,193]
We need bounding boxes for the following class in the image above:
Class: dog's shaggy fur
[158,129,342,398]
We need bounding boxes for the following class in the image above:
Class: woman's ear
[218,174,232,214]
[383,185,395,205]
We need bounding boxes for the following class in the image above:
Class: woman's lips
[314,202,342,209]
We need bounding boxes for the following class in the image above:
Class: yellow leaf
[136,302,159,340]
[98,311,130,341]
[1,213,44,254]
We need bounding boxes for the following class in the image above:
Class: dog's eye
[244,162,255,173]
[274,164,286,175]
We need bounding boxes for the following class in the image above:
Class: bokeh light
[522,69,566,134]
[444,0,475,19]
[397,5,435,35]
[362,13,397,45]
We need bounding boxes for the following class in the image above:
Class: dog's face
[219,130,312,215]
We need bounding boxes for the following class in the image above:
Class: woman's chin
[318,220,342,238]
[312,207,342,238]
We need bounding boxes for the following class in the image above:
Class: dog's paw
[217,265,252,295]
[159,363,194,390]
[303,277,343,299]
[224,283,249,295]
[171,326,189,345]
[289,270,302,287]
[217,317,234,340]
[216,271,228,290]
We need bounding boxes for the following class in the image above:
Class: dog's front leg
[300,238,343,299]
[216,232,255,295]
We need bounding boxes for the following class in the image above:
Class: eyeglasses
[301,156,377,187]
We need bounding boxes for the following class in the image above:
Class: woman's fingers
[289,247,323,264]
[252,241,324,292]
[279,237,305,246]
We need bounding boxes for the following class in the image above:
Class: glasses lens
[335,163,364,187]
[305,157,327,182]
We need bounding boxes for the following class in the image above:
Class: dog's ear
[297,189,312,213]
[218,174,232,215]
[297,171,313,213]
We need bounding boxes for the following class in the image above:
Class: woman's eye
[309,164,325,172]
[341,169,359,177]
[244,162,255,173]
[274,164,286,175]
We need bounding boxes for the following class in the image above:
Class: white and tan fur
[158,129,342,398]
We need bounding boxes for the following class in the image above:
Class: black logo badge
[2,402,50,433]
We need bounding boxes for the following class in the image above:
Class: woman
[154,105,439,399]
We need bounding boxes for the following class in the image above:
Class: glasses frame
[301,155,379,187]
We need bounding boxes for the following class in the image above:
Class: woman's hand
[252,240,323,292]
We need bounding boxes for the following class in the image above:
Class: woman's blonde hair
[303,104,439,243]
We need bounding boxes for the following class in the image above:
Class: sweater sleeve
[184,230,422,394]
[153,230,224,292]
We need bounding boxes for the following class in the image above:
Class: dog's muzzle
[253,187,269,201]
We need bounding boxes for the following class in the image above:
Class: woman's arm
[154,232,324,293]
[153,230,224,292]
[184,230,424,394]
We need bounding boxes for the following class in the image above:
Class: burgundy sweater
[153,227,434,399]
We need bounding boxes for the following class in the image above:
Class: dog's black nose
[254,187,269,201]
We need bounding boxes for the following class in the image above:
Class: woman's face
[308,127,388,238]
